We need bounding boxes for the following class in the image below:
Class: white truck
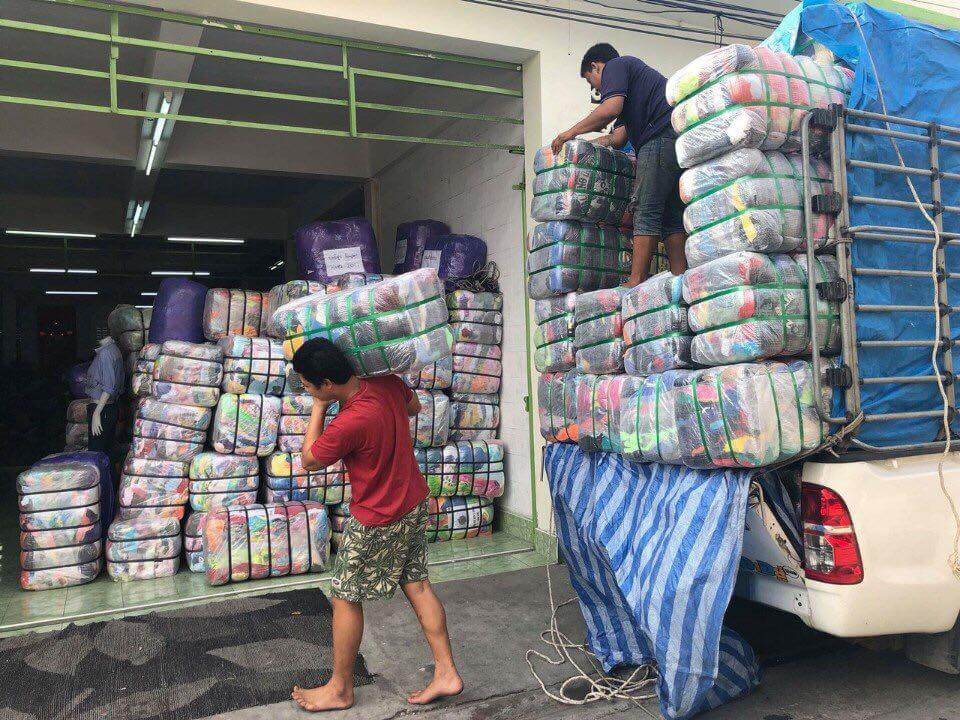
[737,104,960,672]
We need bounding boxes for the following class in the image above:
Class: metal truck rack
[801,104,960,454]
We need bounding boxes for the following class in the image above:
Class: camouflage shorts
[330,501,429,602]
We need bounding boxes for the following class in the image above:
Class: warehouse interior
[0,0,536,631]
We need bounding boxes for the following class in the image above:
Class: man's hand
[551,130,574,156]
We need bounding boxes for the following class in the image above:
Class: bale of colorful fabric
[415,440,505,498]
[108,304,152,354]
[621,272,692,376]
[203,501,330,585]
[65,399,89,451]
[427,496,494,542]
[202,288,267,340]
[184,511,207,572]
[526,221,630,299]
[263,452,350,504]
[682,252,840,366]
[534,294,577,373]
[409,389,451,448]
[575,374,639,454]
[116,455,190,521]
[188,452,260,512]
[451,342,502,395]
[277,395,339,452]
[574,288,626,375]
[220,336,288,395]
[666,44,854,167]
[329,502,351,550]
[131,343,161,397]
[152,340,224,407]
[538,369,580,443]
[210,393,281,456]
[532,140,635,225]
[265,281,326,334]
[403,355,453,391]
[447,290,503,346]
[271,269,453,377]
[131,398,212,462]
[106,516,181,581]
[679,149,834,266]
[450,393,500,440]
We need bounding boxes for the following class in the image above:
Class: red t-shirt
[310,375,428,526]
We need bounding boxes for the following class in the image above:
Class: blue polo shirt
[600,56,674,152]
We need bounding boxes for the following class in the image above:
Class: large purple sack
[149,278,207,344]
[393,220,451,274]
[423,234,487,281]
[67,361,91,398]
[295,217,381,283]
[40,450,115,526]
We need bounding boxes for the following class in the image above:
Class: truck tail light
[801,483,864,585]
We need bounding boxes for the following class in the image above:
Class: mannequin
[85,335,124,454]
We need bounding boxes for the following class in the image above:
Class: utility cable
[580,0,780,28]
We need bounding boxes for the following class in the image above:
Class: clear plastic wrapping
[447,290,503,345]
[202,288,268,340]
[188,452,260,512]
[679,149,834,266]
[415,440,505,498]
[106,516,182,581]
[131,398,212,462]
[574,288,625,375]
[538,370,580,443]
[210,393,281,456]
[534,294,577,373]
[184,511,207,572]
[152,340,224,407]
[263,452,350,504]
[451,342,502,395]
[526,221,630,299]
[427,496,494,542]
[131,343,161,398]
[666,44,853,167]
[117,455,190,521]
[220,336,288,395]
[410,389,451,448]
[532,140,635,225]
[621,272,692,375]
[450,392,500,440]
[682,252,840,365]
[403,354,453,390]
[277,395,338,452]
[272,268,453,377]
[108,304,152,354]
[329,502,350,549]
[575,374,639,453]
[265,281,325,335]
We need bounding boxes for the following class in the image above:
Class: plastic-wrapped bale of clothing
[277,395,338,452]
[67,361,90,399]
[532,139,635,225]
[618,370,686,464]
[666,44,854,168]
[393,220,451,274]
[526,221,630,299]
[410,389,451,448]
[188,452,260,512]
[65,399,89,451]
[220,336,287,395]
[131,397,212,462]
[574,288,626,375]
[117,456,190,521]
[131,343,161,398]
[427,496,494,542]
[295,217,381,284]
[106,516,181,581]
[108,304,152,354]
[415,440,505,498]
[447,290,503,346]
[283,364,307,395]
[621,272,692,376]
[538,369,580,442]
[17,455,109,590]
[184,512,207,572]
[403,354,453,391]
[211,393,281,456]
[679,149,835,266]
[329,502,350,550]
[265,281,325,335]
[534,294,577,373]
[153,340,224,407]
[149,277,207,345]
[263,452,350,504]
[326,272,388,293]
[203,289,267,341]
[273,269,453,377]
[451,342,502,394]
[450,393,500,440]
[682,252,840,366]
[575,374,640,454]
[204,501,331,585]
[421,235,487,285]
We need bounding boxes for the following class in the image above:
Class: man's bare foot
[620,277,643,289]
[291,683,354,712]
[407,670,464,705]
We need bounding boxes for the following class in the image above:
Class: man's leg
[625,234,660,288]
[624,137,672,287]
[292,597,362,711]
[664,230,688,276]
[402,579,463,704]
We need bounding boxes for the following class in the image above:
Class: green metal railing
[0,0,524,152]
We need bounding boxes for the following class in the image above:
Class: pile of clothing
[65,399,89,451]
[410,389,451,448]
[574,288,626,375]
[527,221,630,299]
[427,496,494,542]
[415,440,505,498]
[106,516,182,581]
[263,451,350,505]
[108,304,152,354]
[203,289,268,340]
[534,294,578,374]
[621,272,692,376]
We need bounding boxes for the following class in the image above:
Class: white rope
[844,6,960,579]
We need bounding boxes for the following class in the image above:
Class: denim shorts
[630,133,685,237]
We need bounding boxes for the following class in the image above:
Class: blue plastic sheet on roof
[545,443,760,719]
[775,1,960,447]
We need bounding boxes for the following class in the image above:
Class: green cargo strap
[577,308,619,326]
[762,366,785,457]
[528,261,624,277]
[690,374,714,465]
[679,99,814,137]
[577,335,619,352]
[625,330,688,350]
[536,309,573,325]
[690,202,804,236]
[342,293,368,375]
[324,320,449,360]
[535,159,635,181]
[685,170,830,207]
[623,300,682,324]
[529,233,628,255]
[762,153,789,242]
[714,371,746,468]
[680,65,848,109]
[532,185,631,203]
[687,280,806,307]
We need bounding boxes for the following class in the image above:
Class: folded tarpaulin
[545,442,759,719]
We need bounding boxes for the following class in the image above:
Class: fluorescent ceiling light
[135,304,152,309]
[151,270,210,276]
[152,95,172,146]
[46,290,98,296]
[167,237,245,245]
[30,268,65,273]
[7,230,96,238]
[269,260,285,271]
[30,268,98,274]
[68,269,97,274]
[145,144,158,176]
[141,291,158,297]
[130,203,143,238]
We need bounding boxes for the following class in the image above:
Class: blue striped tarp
[545,442,761,719]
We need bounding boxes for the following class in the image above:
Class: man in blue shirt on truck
[551,43,686,286]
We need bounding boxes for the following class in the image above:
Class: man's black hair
[580,43,619,75]
[291,337,355,386]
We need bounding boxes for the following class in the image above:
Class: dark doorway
[37,304,77,374]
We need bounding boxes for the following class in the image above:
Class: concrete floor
[206,566,960,720]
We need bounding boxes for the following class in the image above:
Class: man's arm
[301,399,331,471]
[594,124,628,149]
[551,96,624,155]
[407,391,421,417]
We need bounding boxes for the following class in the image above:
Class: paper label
[323,246,365,276]
[422,249,442,270]
[395,238,408,264]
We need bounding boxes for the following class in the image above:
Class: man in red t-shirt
[289,338,462,712]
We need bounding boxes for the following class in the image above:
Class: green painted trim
[0,57,108,78]
[355,131,523,152]
[108,12,118,112]
[861,0,960,30]
[0,94,111,113]
[348,68,358,137]
[500,509,535,543]
[533,528,559,562]
[115,106,354,137]
[355,100,522,125]
[116,73,349,107]
[352,68,522,97]
[0,17,108,41]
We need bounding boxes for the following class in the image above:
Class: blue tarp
[545,443,760,719]
[783,1,960,447]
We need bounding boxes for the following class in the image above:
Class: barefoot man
[290,337,463,712]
